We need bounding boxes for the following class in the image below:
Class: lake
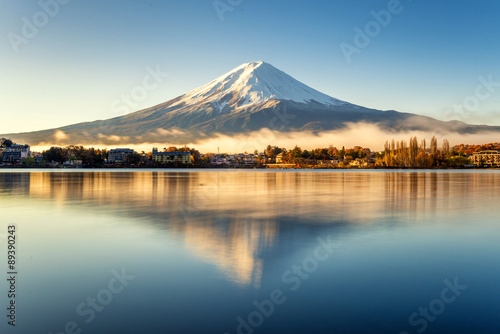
[0,170,499,334]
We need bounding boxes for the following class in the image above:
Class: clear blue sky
[1,0,500,134]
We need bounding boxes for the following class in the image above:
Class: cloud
[97,134,127,142]
[28,122,500,153]
[173,122,500,153]
[54,130,69,142]
[155,128,186,136]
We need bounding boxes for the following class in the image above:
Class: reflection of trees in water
[382,171,500,221]
[0,173,30,194]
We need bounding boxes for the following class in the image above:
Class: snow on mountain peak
[171,61,352,110]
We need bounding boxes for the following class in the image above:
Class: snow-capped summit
[171,61,352,110]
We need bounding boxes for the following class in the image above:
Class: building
[1,144,30,163]
[212,157,229,165]
[64,159,83,166]
[211,155,229,165]
[152,148,191,164]
[349,160,361,168]
[471,150,500,166]
[276,153,284,164]
[33,153,44,164]
[108,148,135,164]
[243,154,256,166]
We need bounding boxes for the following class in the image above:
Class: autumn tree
[430,136,438,157]
[442,139,450,158]
[384,141,390,166]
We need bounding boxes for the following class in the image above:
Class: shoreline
[0,166,498,171]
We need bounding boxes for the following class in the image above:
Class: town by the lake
[1,137,499,169]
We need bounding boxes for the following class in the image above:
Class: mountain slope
[3,61,500,146]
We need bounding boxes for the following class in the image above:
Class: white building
[108,148,135,163]
[1,144,30,163]
[471,150,500,166]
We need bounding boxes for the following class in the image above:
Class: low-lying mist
[30,122,500,153]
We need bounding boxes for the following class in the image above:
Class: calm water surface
[0,170,499,334]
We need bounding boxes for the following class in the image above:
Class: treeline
[42,145,206,167]
[452,142,500,156]
[264,144,371,164]
[383,136,471,168]
[42,146,108,166]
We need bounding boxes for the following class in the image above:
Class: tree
[166,146,178,152]
[265,145,273,157]
[22,157,35,166]
[430,136,438,157]
[127,152,142,165]
[447,156,470,167]
[328,145,336,157]
[43,147,66,163]
[384,141,390,166]
[290,146,302,158]
[0,138,13,148]
[339,146,345,157]
[442,139,450,158]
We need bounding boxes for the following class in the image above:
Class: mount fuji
[3,61,500,146]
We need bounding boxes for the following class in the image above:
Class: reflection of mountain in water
[183,217,276,287]
[1,170,498,286]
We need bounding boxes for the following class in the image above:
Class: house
[1,144,30,163]
[349,160,361,168]
[244,154,256,166]
[211,157,229,165]
[108,148,135,164]
[471,150,500,166]
[276,153,284,164]
[64,159,83,166]
[32,153,44,164]
[211,154,230,165]
[152,148,191,164]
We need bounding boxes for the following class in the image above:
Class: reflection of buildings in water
[18,172,279,287]
[0,173,31,194]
